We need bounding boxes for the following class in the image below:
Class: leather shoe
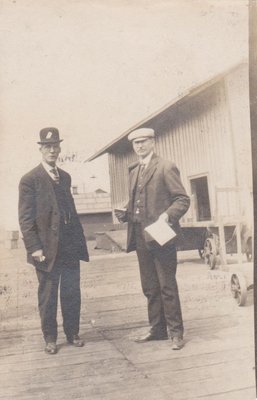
[134,332,168,343]
[67,334,84,347]
[45,342,57,355]
[171,336,184,350]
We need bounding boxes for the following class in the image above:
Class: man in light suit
[115,128,190,350]
[19,127,89,354]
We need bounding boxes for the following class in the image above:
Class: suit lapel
[140,154,159,190]
[130,164,140,195]
[37,164,56,197]
[57,167,65,181]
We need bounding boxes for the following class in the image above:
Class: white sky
[0,0,248,229]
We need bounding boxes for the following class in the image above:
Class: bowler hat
[37,127,63,144]
[128,128,155,142]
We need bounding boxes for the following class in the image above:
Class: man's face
[132,137,154,159]
[40,143,61,166]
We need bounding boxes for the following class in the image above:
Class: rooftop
[87,61,247,162]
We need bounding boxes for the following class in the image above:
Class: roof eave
[85,60,247,162]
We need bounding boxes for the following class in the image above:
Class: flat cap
[128,128,155,142]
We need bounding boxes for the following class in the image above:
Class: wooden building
[88,62,252,234]
[73,191,112,240]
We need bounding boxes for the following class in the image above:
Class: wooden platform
[0,248,255,399]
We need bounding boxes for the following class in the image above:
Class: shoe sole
[172,342,184,350]
[67,341,84,347]
[135,337,168,343]
[172,345,183,350]
[45,347,57,355]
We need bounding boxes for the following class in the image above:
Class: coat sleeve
[65,173,86,234]
[18,175,42,253]
[163,162,190,224]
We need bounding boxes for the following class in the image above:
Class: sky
[0,0,249,229]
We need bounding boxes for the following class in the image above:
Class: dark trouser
[36,258,81,343]
[134,223,183,338]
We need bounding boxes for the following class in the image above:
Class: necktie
[139,163,145,177]
[50,168,60,184]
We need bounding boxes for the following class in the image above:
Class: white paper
[144,220,176,246]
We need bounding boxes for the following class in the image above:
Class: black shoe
[134,332,168,343]
[45,342,57,355]
[67,334,84,347]
[171,336,184,350]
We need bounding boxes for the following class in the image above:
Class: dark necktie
[50,168,60,184]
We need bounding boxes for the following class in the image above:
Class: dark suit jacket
[124,154,190,252]
[18,164,89,272]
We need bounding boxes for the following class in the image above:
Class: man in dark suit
[19,127,89,354]
[115,128,190,350]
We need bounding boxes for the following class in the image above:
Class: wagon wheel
[245,237,252,262]
[231,273,248,306]
[203,237,217,269]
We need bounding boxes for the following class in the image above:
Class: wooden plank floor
[0,247,255,399]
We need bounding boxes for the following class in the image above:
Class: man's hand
[114,208,127,223]
[158,212,169,223]
[32,249,45,262]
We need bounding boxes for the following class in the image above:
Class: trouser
[134,223,183,338]
[36,258,81,343]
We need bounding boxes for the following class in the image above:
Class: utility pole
[249,0,257,393]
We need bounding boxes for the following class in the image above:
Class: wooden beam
[249,0,257,394]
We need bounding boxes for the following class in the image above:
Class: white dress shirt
[139,151,154,169]
[42,161,59,180]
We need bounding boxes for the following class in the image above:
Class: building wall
[224,64,252,226]
[108,150,135,211]
[79,212,113,240]
[74,192,113,240]
[153,81,237,222]
[108,66,252,225]
[224,63,251,189]
[73,192,111,214]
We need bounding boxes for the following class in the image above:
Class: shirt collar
[139,151,153,167]
[42,161,57,173]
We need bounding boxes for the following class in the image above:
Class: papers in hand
[144,219,176,246]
